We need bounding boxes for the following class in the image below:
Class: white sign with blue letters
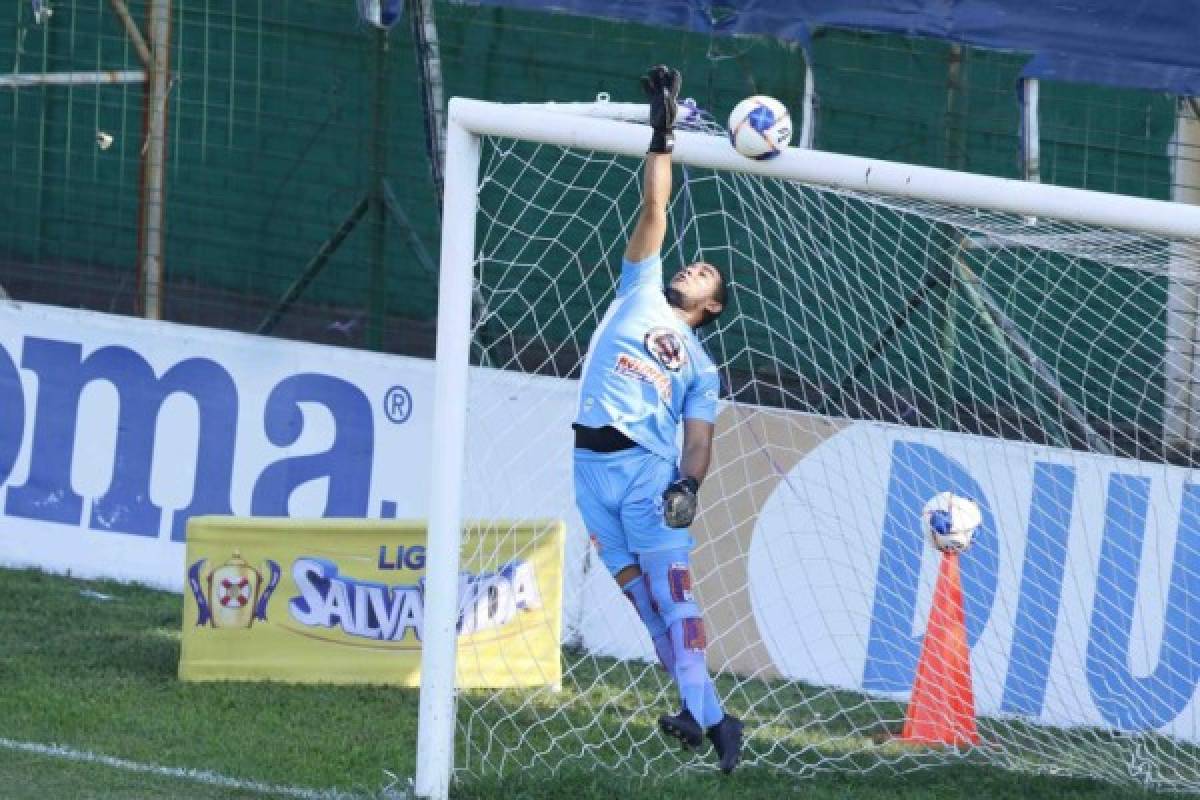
[749,423,1200,739]
[0,301,586,594]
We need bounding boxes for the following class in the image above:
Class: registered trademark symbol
[384,385,412,423]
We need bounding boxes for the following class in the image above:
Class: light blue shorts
[573,446,694,575]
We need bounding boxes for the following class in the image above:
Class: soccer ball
[921,492,982,553]
[727,95,792,160]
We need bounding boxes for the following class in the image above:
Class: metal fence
[0,1,1194,372]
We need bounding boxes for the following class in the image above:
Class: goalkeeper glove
[641,64,681,154]
[663,476,700,528]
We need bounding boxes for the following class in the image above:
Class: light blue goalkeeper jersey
[574,253,721,462]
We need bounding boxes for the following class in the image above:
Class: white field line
[0,737,373,799]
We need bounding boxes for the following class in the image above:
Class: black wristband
[648,129,674,154]
[680,476,699,493]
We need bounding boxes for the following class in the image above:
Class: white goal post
[415,97,1200,800]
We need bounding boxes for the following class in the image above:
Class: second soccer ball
[727,95,792,160]
[921,492,982,553]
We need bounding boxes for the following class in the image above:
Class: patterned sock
[653,631,676,674]
[703,681,724,728]
[620,575,673,672]
[669,617,724,728]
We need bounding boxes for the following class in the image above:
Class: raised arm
[624,153,673,263]
[624,66,680,264]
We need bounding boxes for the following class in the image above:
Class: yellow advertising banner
[180,517,564,688]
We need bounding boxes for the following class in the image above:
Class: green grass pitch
[0,567,1163,799]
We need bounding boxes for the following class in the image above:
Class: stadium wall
[0,4,1178,355]
[2,302,1200,741]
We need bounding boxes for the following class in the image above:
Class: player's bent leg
[575,448,639,581]
[616,570,675,674]
[638,548,725,729]
[621,455,733,759]
[573,454,629,576]
[593,543,680,673]
[575,451,678,670]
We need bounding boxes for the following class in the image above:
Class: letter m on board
[5,338,238,540]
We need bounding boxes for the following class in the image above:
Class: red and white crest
[643,327,688,372]
[218,577,252,608]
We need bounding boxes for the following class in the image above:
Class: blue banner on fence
[451,0,1200,95]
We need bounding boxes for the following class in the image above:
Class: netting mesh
[452,110,1200,791]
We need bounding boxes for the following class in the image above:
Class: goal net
[417,98,1200,797]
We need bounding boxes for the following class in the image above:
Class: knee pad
[638,548,701,629]
[674,617,708,654]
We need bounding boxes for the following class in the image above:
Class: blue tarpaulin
[450,0,1200,95]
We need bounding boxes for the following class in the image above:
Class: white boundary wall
[0,301,587,591]
[5,301,1200,748]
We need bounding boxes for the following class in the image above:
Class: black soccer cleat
[658,708,704,749]
[707,713,744,774]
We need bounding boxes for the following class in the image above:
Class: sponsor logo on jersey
[613,353,672,401]
[643,327,688,372]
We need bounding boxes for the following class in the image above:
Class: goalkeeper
[571,65,742,774]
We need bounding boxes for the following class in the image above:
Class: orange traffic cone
[900,551,980,747]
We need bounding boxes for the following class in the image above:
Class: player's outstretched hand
[663,476,699,528]
[642,65,681,153]
[641,65,681,131]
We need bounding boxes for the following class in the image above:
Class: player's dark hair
[697,267,727,328]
